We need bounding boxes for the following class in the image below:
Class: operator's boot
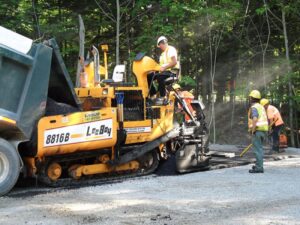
[155,97,169,106]
[273,145,285,153]
[249,166,264,173]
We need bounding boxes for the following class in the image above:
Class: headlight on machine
[102,88,108,95]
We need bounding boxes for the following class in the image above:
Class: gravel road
[1,158,300,225]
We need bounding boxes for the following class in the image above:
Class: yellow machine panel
[84,62,107,87]
[132,56,161,97]
[124,102,175,144]
[37,108,117,157]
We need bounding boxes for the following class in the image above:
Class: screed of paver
[1,158,300,225]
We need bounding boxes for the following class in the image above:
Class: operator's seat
[102,65,132,86]
[112,64,125,82]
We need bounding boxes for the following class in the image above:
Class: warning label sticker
[125,126,151,134]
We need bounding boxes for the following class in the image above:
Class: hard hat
[173,83,181,90]
[157,36,168,46]
[249,90,261,99]
[260,98,269,106]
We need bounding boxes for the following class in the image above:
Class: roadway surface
[1,146,299,225]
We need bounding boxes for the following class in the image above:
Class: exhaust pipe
[92,45,100,86]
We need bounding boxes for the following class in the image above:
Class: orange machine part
[69,160,140,179]
[47,162,62,181]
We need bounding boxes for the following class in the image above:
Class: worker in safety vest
[260,98,285,153]
[173,84,195,122]
[148,36,180,105]
[248,90,268,173]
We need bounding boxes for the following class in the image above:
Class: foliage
[0,0,299,145]
[179,75,196,89]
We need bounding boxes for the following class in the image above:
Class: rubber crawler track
[37,150,160,188]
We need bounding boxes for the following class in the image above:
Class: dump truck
[0,27,209,196]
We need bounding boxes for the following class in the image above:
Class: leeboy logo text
[86,124,112,137]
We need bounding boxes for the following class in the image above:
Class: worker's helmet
[260,98,269,106]
[173,83,181,90]
[249,90,261,99]
[157,36,168,47]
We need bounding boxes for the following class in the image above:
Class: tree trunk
[216,81,225,103]
[126,12,132,80]
[31,0,41,39]
[282,10,295,147]
[207,20,216,144]
[230,75,236,130]
[262,0,271,92]
[116,0,120,65]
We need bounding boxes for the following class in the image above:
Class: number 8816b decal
[43,119,113,147]
[45,133,70,145]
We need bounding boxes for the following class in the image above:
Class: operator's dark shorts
[147,71,176,97]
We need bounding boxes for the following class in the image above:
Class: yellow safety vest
[248,103,268,132]
[159,45,180,71]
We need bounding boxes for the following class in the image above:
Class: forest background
[1,0,299,146]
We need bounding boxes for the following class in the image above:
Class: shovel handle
[240,143,253,157]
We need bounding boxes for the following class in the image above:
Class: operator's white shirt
[166,46,177,60]
[160,45,178,67]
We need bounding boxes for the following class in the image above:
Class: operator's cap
[172,83,181,90]
[157,36,168,47]
[260,98,269,106]
[249,90,261,99]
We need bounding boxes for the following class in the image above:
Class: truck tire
[0,139,20,196]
